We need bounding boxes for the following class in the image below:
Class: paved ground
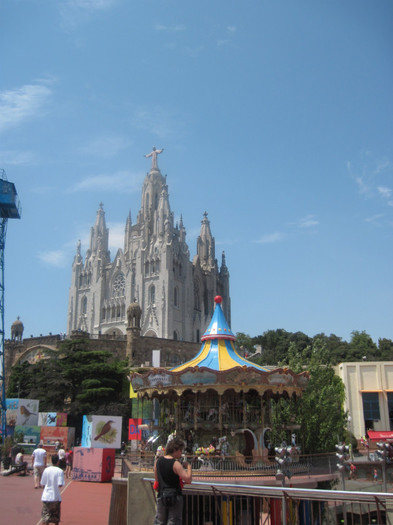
[0,471,112,525]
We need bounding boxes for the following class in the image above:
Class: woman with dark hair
[154,438,192,525]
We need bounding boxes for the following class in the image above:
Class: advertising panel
[81,415,122,449]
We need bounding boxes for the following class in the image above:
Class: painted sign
[6,399,39,426]
[81,415,122,449]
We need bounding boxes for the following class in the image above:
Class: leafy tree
[275,339,346,454]
[378,338,393,361]
[312,333,350,365]
[348,330,378,361]
[7,338,131,437]
[235,332,255,356]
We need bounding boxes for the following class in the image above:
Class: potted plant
[0,436,13,470]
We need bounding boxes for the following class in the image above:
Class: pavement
[0,470,112,525]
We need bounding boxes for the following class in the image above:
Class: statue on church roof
[144,146,164,170]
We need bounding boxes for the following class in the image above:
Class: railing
[142,477,393,525]
[121,451,337,477]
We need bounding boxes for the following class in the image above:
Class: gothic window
[196,329,200,342]
[116,305,121,318]
[81,296,87,314]
[102,307,105,320]
[173,331,178,341]
[145,261,150,275]
[79,274,83,287]
[149,285,155,305]
[204,289,209,316]
[112,273,125,297]
[174,286,179,307]
[194,282,200,310]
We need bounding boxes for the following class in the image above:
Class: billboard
[6,399,39,426]
[81,415,122,449]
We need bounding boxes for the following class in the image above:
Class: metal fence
[143,478,393,525]
[121,452,335,478]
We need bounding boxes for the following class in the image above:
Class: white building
[335,361,393,438]
[67,148,230,342]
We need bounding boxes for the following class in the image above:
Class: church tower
[67,148,230,342]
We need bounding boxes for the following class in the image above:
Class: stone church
[67,147,230,343]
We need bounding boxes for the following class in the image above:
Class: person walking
[154,437,192,525]
[65,448,73,479]
[40,454,65,525]
[32,442,47,489]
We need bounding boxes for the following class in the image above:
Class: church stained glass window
[112,273,125,297]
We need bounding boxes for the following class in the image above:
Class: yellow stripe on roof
[172,340,212,372]
[218,339,241,370]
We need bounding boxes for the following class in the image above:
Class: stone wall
[4,330,201,385]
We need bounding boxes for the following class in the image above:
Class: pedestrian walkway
[0,472,112,525]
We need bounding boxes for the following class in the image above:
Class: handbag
[161,487,178,507]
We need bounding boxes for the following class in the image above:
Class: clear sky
[1,0,392,344]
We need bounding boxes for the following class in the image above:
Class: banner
[128,418,142,440]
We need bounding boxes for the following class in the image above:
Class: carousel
[130,296,309,464]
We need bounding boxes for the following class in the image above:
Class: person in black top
[154,437,192,525]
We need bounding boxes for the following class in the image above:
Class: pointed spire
[197,212,215,269]
[89,202,109,259]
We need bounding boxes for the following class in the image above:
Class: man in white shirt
[40,454,65,525]
[31,442,47,489]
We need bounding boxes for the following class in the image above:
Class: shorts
[42,501,61,524]
[34,465,45,478]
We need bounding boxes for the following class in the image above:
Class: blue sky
[1,0,392,344]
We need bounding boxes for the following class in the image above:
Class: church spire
[89,202,109,262]
[197,212,215,270]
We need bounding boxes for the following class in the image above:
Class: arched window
[81,296,87,314]
[112,273,125,297]
[145,261,150,275]
[174,286,179,307]
[149,285,155,305]
[102,307,106,320]
[173,331,178,341]
[196,329,200,343]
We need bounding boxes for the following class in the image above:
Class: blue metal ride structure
[0,169,21,439]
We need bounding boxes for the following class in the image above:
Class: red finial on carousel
[215,295,222,304]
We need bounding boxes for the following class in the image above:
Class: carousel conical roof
[171,296,270,372]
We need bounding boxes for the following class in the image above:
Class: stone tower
[67,148,230,342]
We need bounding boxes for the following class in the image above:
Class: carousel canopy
[171,296,270,372]
[130,295,309,397]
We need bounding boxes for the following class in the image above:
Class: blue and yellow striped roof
[171,296,270,372]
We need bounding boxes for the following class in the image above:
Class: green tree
[235,332,255,356]
[378,338,393,361]
[7,339,131,432]
[277,339,346,454]
[348,330,378,361]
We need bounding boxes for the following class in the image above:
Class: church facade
[67,148,230,343]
